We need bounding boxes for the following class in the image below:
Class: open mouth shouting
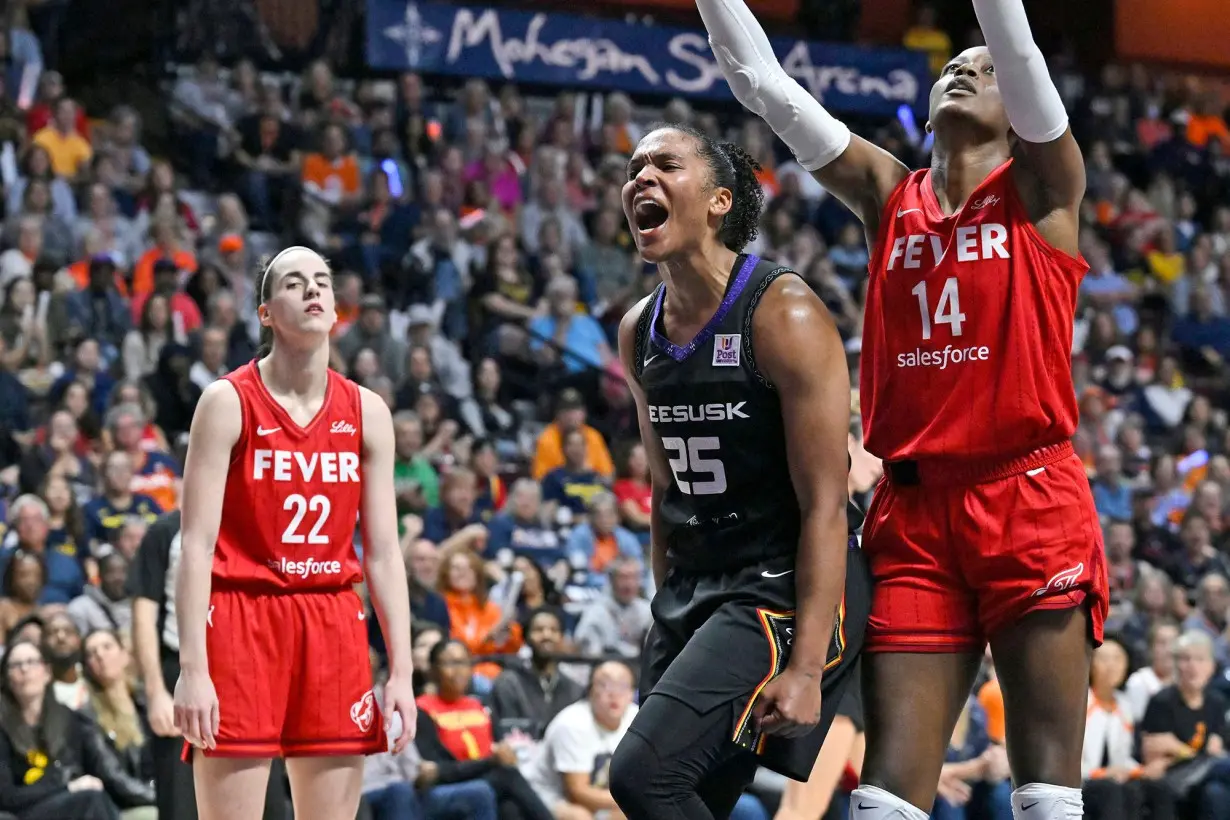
[634,196,670,240]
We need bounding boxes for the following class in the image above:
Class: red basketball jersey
[860,160,1086,462]
[213,362,365,591]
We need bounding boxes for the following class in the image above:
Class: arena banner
[366,0,929,116]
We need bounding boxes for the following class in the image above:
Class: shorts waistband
[883,441,1074,487]
[211,579,354,596]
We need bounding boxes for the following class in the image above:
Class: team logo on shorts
[712,334,741,367]
[351,689,376,733]
[1031,562,1085,597]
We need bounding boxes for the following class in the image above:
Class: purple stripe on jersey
[649,254,760,362]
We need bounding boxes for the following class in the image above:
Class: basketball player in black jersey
[606,122,871,820]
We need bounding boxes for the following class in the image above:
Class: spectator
[531,389,614,482]
[31,98,91,180]
[490,606,584,743]
[82,450,162,553]
[573,557,652,660]
[1124,621,1179,722]
[423,468,485,543]
[524,659,637,819]
[484,478,565,572]
[67,553,132,640]
[1140,631,1228,817]
[0,640,152,819]
[566,492,640,578]
[80,629,157,819]
[0,552,43,639]
[436,544,522,681]
[41,612,87,711]
[103,405,179,512]
[933,696,1012,820]
[415,640,554,820]
[528,275,612,376]
[541,430,607,522]
[1,495,83,604]
[1083,636,1172,820]
[612,442,651,539]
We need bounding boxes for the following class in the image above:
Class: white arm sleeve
[696,0,850,171]
[971,0,1068,144]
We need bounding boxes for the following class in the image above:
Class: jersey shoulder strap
[632,284,663,385]
[741,261,799,390]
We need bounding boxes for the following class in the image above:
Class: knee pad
[1011,783,1083,820]
[848,786,929,820]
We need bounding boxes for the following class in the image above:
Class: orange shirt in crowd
[129,450,181,511]
[31,126,92,177]
[978,678,1006,744]
[130,249,198,300]
[301,153,361,197]
[68,259,129,296]
[531,423,614,481]
[1186,114,1230,149]
[416,693,494,760]
[442,591,523,680]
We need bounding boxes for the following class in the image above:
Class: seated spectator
[31,99,91,180]
[437,545,522,681]
[1140,631,1228,816]
[0,553,42,640]
[490,606,585,743]
[80,629,156,818]
[541,430,607,522]
[393,411,440,514]
[1119,569,1174,661]
[524,660,637,820]
[489,557,566,629]
[573,557,651,660]
[67,553,132,641]
[82,451,162,554]
[0,640,154,819]
[1124,621,1178,722]
[364,673,499,820]
[0,496,84,605]
[470,439,507,513]
[422,468,485,544]
[531,389,614,482]
[40,476,85,567]
[1182,573,1230,666]
[484,479,566,573]
[611,442,651,539]
[1083,636,1172,820]
[1167,513,1230,593]
[415,640,554,820]
[411,622,447,697]
[459,358,520,459]
[17,411,93,502]
[41,613,87,712]
[105,404,180,512]
[528,275,611,375]
[933,696,1012,820]
[566,493,640,579]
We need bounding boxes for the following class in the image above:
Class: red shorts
[863,442,1108,653]
[185,586,384,759]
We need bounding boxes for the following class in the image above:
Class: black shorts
[639,540,871,781]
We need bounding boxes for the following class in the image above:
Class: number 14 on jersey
[911,277,966,340]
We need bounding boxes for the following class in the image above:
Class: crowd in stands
[0,1,1224,818]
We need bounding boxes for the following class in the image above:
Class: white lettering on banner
[253,450,361,483]
[267,556,344,578]
[386,3,919,106]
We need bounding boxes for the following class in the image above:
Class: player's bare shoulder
[356,384,395,455]
[752,273,842,363]
[191,378,243,446]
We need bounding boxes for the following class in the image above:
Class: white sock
[1011,782,1083,820]
[848,786,929,820]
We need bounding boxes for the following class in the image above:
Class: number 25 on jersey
[662,436,727,495]
[911,277,966,340]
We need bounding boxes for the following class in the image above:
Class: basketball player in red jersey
[172,246,416,820]
[698,1,1102,819]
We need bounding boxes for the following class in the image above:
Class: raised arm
[974,0,1085,253]
[174,379,242,750]
[696,0,909,236]
[617,298,675,589]
[359,386,418,751]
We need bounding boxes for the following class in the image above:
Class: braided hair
[647,121,765,252]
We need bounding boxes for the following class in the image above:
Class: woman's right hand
[174,670,220,750]
[68,775,104,792]
[493,741,518,767]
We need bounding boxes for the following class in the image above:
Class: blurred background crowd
[0,0,1223,817]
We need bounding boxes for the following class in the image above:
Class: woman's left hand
[382,673,417,754]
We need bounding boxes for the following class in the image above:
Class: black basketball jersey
[633,254,801,573]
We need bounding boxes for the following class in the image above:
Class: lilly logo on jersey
[887,223,1009,271]
[648,402,749,424]
[331,420,357,435]
[268,557,343,578]
[253,450,360,483]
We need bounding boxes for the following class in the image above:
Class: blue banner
[366,1,929,116]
